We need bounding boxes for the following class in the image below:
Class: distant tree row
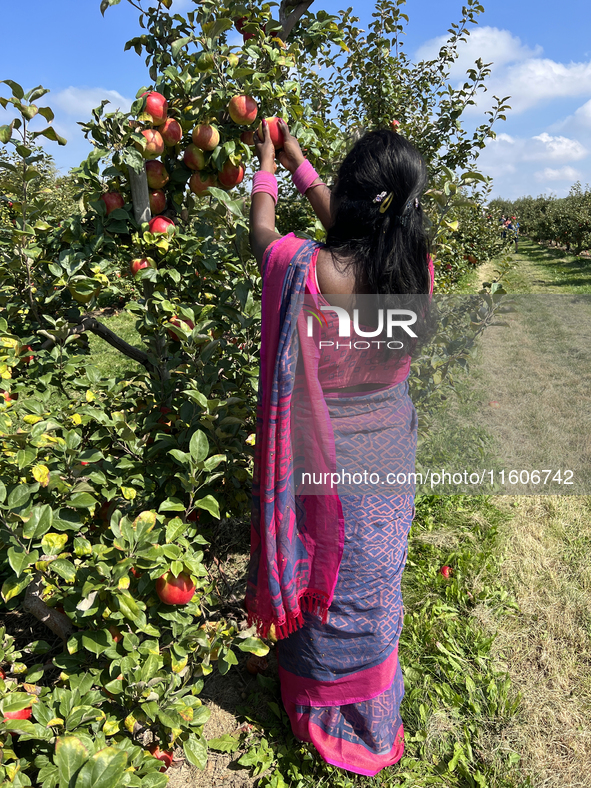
[490,181,591,254]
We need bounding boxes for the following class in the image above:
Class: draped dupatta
[245,234,345,640]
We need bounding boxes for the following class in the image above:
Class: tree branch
[40,316,156,373]
[23,574,74,642]
[279,0,314,41]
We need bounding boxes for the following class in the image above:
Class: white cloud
[416,26,591,115]
[416,26,542,79]
[52,87,134,120]
[534,166,582,182]
[476,131,590,198]
[529,133,587,162]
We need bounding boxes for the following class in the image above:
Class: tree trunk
[128,165,151,226]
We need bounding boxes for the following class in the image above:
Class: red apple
[166,316,195,340]
[149,189,166,215]
[108,625,123,643]
[258,117,285,149]
[130,257,156,277]
[0,668,6,680]
[141,91,168,126]
[183,144,206,171]
[189,172,217,195]
[488,401,501,409]
[218,159,245,190]
[100,193,125,216]
[145,160,169,189]
[240,131,255,147]
[130,567,142,579]
[391,119,400,131]
[148,743,173,772]
[159,117,183,146]
[228,95,258,125]
[439,565,453,579]
[148,216,175,235]
[137,129,165,159]
[19,345,34,366]
[192,124,220,151]
[2,391,14,405]
[155,571,195,605]
[234,16,255,39]
[2,707,32,721]
[234,17,266,39]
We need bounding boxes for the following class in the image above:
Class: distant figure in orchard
[246,118,433,775]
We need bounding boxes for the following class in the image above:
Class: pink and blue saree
[246,233,423,775]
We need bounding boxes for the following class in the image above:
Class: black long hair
[325,130,431,295]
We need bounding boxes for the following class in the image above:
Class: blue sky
[1,0,591,199]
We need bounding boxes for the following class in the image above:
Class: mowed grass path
[464,238,591,787]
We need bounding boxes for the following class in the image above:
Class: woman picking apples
[246,119,434,775]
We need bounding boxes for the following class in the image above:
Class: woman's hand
[276,119,305,174]
[253,119,276,173]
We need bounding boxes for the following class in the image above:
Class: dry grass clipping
[480,495,591,787]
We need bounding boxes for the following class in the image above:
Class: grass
[86,308,145,379]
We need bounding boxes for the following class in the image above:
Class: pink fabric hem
[313,726,405,776]
[279,644,398,707]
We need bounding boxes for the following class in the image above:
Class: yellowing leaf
[118,576,130,591]
[121,486,137,501]
[23,415,43,425]
[103,719,121,736]
[32,464,50,486]
[47,717,65,726]
[86,390,96,402]
[245,433,256,446]
[70,413,82,425]
[132,510,157,530]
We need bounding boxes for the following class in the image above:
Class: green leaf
[183,734,208,769]
[31,126,67,146]
[1,693,35,714]
[51,559,77,583]
[22,504,53,539]
[69,492,98,509]
[37,106,55,122]
[74,746,127,788]
[236,637,270,657]
[117,591,143,622]
[1,574,32,602]
[0,124,13,144]
[194,495,220,519]
[209,18,233,38]
[189,430,209,463]
[207,734,239,753]
[7,546,29,578]
[81,630,110,655]
[0,479,5,503]
[172,36,192,59]
[165,517,186,542]
[1,79,24,99]
[158,497,185,513]
[54,735,88,788]
[7,484,30,510]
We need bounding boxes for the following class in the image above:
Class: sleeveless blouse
[305,243,434,393]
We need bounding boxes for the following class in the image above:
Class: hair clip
[378,192,394,214]
[373,191,388,203]
[414,198,419,209]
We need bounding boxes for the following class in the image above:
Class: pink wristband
[293,159,324,195]
[252,171,278,205]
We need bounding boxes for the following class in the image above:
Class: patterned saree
[245,233,418,776]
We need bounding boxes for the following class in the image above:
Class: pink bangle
[293,159,325,195]
[252,171,278,205]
